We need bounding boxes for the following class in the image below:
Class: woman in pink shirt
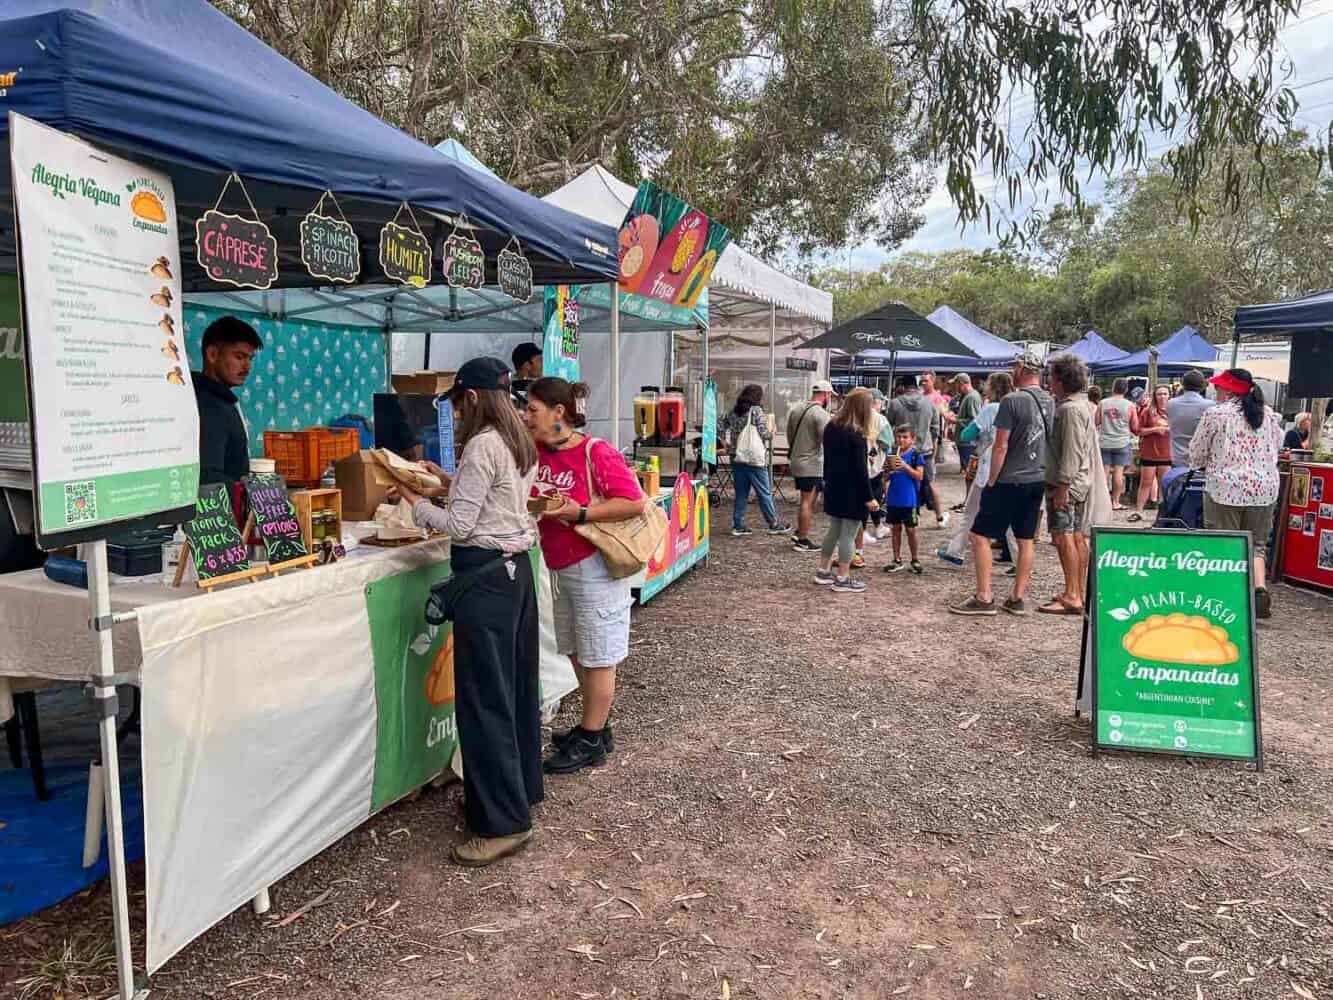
[524,378,647,774]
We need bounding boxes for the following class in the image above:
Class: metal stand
[86,539,139,1000]
[609,282,621,449]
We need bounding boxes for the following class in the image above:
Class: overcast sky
[841,4,1333,271]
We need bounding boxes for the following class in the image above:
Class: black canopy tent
[800,301,979,387]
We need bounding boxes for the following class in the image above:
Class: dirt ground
[5,472,1333,1000]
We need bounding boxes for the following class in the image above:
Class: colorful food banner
[617,182,732,309]
[639,475,709,603]
[702,379,718,465]
[10,113,198,547]
[542,285,581,381]
[1087,527,1262,764]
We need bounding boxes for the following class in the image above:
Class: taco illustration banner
[617,182,732,309]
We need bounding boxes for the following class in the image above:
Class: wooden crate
[290,488,343,551]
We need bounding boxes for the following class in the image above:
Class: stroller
[1153,469,1205,530]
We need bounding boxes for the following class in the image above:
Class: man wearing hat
[951,347,1053,616]
[785,379,835,551]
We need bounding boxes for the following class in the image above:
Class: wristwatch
[577,505,588,525]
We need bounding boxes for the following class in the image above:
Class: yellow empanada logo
[424,632,455,706]
[1122,613,1239,666]
[131,190,167,224]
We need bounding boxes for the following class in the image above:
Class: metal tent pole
[86,540,138,1000]
[1230,331,1240,369]
[610,282,621,449]
[701,321,710,484]
[768,303,777,474]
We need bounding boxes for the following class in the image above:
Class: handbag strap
[580,436,605,505]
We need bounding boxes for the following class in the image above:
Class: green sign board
[1087,528,1262,765]
[0,275,25,426]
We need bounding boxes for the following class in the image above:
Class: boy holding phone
[882,425,926,575]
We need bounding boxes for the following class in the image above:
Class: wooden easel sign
[243,473,318,573]
[176,482,265,589]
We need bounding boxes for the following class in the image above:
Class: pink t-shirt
[534,437,644,570]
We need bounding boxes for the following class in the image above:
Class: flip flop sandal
[1127,513,1144,523]
[1037,598,1083,615]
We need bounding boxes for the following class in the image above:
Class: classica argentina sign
[1088,527,1262,766]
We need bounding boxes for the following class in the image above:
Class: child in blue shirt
[882,424,926,574]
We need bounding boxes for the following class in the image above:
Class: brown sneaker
[1002,597,1029,616]
[949,595,997,616]
[452,829,533,868]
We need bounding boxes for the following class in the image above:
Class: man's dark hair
[896,374,917,392]
[1047,353,1089,394]
[1182,369,1207,392]
[202,315,262,353]
[894,423,915,437]
[511,342,542,370]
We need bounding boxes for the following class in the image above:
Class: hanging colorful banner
[617,182,732,309]
[542,285,581,382]
[300,192,360,284]
[702,378,718,465]
[379,203,431,288]
[195,174,279,290]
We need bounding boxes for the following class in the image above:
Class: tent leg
[768,303,777,475]
[610,283,621,450]
[700,322,710,484]
[86,540,138,1000]
[888,350,897,390]
[252,887,272,916]
[1230,332,1239,369]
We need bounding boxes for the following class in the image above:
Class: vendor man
[510,341,543,408]
[193,315,262,486]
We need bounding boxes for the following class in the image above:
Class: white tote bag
[735,418,768,466]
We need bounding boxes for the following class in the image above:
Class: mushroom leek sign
[9,113,198,547]
[617,181,732,309]
[1089,527,1262,766]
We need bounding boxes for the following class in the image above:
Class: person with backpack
[814,388,878,593]
[785,380,835,551]
[1189,369,1283,619]
[721,385,792,538]
[950,349,1053,617]
[523,378,648,774]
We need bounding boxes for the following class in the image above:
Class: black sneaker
[543,730,607,774]
[1255,587,1272,620]
[910,560,924,575]
[883,560,906,574]
[768,522,793,535]
[792,537,819,551]
[730,526,753,537]
[551,724,615,754]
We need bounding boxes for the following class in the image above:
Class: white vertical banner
[9,112,198,546]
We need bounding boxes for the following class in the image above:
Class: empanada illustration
[1122,613,1239,666]
[150,256,173,280]
[131,191,167,224]
[161,340,180,362]
[150,286,173,308]
[166,366,185,386]
[424,632,455,706]
[159,314,175,335]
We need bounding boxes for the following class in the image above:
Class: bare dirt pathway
[7,474,1332,999]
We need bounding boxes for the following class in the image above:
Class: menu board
[243,473,308,565]
[184,483,250,581]
[9,113,198,548]
[1089,527,1261,765]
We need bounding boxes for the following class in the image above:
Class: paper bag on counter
[369,448,444,492]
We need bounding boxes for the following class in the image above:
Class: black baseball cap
[447,356,511,400]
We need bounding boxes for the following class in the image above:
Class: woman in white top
[394,357,542,867]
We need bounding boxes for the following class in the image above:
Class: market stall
[0,3,622,996]
[1090,325,1221,377]
[839,305,1020,378]
[1053,329,1131,367]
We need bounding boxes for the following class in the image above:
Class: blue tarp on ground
[1054,330,1130,366]
[1093,325,1220,376]
[1235,289,1333,335]
[0,1,616,284]
[853,305,1019,372]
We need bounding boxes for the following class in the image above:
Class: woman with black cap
[393,356,543,866]
[1188,368,1283,618]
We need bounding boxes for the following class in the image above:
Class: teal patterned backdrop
[184,306,387,456]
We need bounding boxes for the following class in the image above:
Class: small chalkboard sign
[442,232,485,289]
[497,246,532,302]
[180,482,255,587]
[380,220,431,287]
[195,209,279,289]
[243,473,310,566]
[300,212,360,284]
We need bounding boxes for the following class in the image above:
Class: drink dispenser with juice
[658,386,686,443]
[634,386,659,442]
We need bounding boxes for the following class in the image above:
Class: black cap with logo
[447,356,512,401]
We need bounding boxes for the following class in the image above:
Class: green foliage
[815,133,1333,348]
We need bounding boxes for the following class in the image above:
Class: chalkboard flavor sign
[183,482,251,582]
[195,209,279,289]
[380,220,431,288]
[497,246,533,302]
[243,473,309,565]
[300,211,360,284]
[443,232,485,289]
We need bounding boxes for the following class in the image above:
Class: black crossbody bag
[424,553,513,625]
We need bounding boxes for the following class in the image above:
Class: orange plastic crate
[263,428,361,485]
[310,427,360,473]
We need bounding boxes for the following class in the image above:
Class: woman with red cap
[1188,368,1282,618]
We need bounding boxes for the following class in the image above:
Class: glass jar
[657,386,686,443]
[633,386,659,443]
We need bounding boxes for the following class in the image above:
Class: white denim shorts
[551,552,633,668]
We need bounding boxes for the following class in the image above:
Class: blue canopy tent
[851,305,1019,373]
[0,0,618,287]
[1234,290,1333,336]
[1053,330,1130,367]
[1092,325,1220,377]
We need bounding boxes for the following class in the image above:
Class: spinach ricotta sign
[1089,527,1262,766]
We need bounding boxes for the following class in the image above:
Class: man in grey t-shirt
[1166,369,1214,467]
[786,379,834,550]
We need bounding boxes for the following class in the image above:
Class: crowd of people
[721,353,1287,621]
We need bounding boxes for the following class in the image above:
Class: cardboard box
[392,370,455,396]
[335,450,389,521]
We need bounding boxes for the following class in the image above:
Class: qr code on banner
[63,480,98,525]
